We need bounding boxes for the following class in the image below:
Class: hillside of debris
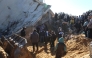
[64,34,91,58]
[0,32,91,58]
[27,34,91,58]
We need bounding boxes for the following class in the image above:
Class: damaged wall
[0,0,51,35]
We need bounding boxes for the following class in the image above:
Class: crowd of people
[20,23,66,58]
[20,10,92,58]
[54,10,92,38]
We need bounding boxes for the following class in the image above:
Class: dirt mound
[27,34,91,58]
[27,44,55,58]
[15,47,33,58]
[63,34,91,58]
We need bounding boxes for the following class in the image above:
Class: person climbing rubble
[54,34,67,58]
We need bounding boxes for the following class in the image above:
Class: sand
[63,34,91,58]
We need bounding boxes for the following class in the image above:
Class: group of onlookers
[54,10,92,39]
[20,23,67,58]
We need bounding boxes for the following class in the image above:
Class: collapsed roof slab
[0,0,51,36]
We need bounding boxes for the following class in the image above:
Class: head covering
[58,37,64,43]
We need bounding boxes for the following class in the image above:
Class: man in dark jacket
[75,21,82,34]
[50,31,56,48]
[45,31,50,45]
[30,30,39,53]
[39,30,45,43]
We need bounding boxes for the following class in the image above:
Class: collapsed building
[0,0,54,58]
[0,0,54,36]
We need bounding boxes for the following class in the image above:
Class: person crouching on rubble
[54,34,67,58]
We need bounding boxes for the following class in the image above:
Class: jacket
[30,32,39,43]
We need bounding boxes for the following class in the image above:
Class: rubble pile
[0,33,91,58]
[27,34,91,58]
[64,34,91,58]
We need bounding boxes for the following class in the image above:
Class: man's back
[55,43,65,58]
[30,32,39,43]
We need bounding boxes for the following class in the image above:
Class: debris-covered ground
[64,34,90,58]
[27,34,91,58]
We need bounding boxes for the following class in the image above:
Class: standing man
[45,31,50,45]
[50,31,56,48]
[87,13,92,39]
[74,21,82,34]
[30,30,39,53]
